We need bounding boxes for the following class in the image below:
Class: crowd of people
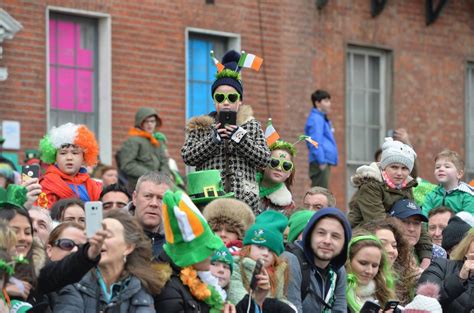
[0,49,473,313]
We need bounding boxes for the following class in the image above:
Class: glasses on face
[269,158,294,172]
[54,238,80,251]
[213,92,240,104]
[103,201,128,211]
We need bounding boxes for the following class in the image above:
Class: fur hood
[185,104,255,132]
[350,162,383,187]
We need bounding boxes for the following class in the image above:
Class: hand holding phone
[383,300,399,312]
[249,259,264,291]
[85,201,103,238]
[218,111,237,129]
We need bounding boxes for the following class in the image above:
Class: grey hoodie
[287,208,352,313]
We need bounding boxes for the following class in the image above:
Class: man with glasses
[305,89,338,188]
[99,183,131,212]
[181,50,270,212]
[117,107,171,192]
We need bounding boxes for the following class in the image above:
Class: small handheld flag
[296,135,318,148]
[238,51,263,72]
[265,118,280,146]
[210,50,225,73]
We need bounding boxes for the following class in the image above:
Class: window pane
[368,91,380,125]
[351,126,366,161]
[50,66,57,109]
[57,67,75,111]
[77,70,93,112]
[368,128,380,159]
[352,90,366,125]
[77,24,93,68]
[57,20,75,66]
[353,54,366,89]
[369,56,380,89]
[49,19,57,63]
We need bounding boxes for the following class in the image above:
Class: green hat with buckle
[187,170,234,204]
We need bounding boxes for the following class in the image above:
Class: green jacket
[118,107,171,190]
[348,162,432,260]
[422,182,474,216]
[228,256,287,305]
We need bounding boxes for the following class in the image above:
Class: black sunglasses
[54,239,80,251]
[269,157,294,172]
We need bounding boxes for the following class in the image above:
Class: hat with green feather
[0,184,27,211]
[162,189,223,267]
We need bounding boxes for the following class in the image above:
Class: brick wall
[1,0,473,209]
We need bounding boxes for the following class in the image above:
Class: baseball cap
[389,199,428,222]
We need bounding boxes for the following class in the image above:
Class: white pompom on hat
[380,137,417,172]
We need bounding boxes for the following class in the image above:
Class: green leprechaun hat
[186,170,234,204]
[243,210,288,256]
[0,184,28,211]
[162,189,223,267]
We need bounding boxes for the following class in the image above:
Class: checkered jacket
[181,105,271,212]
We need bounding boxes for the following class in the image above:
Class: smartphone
[85,201,103,238]
[21,164,40,183]
[360,300,381,313]
[386,129,395,138]
[218,111,237,128]
[383,300,399,311]
[249,259,264,291]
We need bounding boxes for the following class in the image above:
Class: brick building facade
[1,0,473,209]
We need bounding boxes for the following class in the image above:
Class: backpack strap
[286,243,311,301]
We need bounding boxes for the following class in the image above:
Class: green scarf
[256,172,283,198]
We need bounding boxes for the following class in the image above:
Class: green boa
[256,172,283,198]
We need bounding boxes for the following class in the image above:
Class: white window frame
[466,62,474,181]
[346,46,390,201]
[46,6,112,164]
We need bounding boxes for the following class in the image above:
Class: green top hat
[187,170,234,204]
[162,189,223,267]
[0,185,27,211]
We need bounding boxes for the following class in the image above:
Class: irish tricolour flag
[238,52,263,71]
[265,118,280,146]
[210,50,225,73]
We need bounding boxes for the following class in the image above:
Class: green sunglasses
[269,157,294,172]
[213,92,240,104]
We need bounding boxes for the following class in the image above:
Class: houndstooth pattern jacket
[181,105,271,212]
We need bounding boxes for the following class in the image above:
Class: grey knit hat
[380,138,417,172]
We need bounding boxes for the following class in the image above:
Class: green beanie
[243,210,288,256]
[211,245,234,273]
[287,210,315,243]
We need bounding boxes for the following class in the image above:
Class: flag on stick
[210,50,225,73]
[265,118,280,146]
[238,51,263,71]
[297,135,318,148]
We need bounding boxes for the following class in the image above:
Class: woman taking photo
[345,234,396,312]
[418,228,474,312]
[53,210,165,312]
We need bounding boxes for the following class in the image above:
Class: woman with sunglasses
[33,222,107,312]
[181,50,270,212]
[257,141,297,216]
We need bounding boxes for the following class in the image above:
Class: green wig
[269,140,296,157]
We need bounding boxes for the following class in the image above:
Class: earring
[123,254,127,263]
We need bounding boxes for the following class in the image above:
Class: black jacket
[418,258,474,313]
[31,243,100,313]
[144,229,165,259]
[154,252,210,313]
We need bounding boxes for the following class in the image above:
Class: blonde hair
[450,228,474,261]
[435,149,465,172]
[0,219,17,250]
